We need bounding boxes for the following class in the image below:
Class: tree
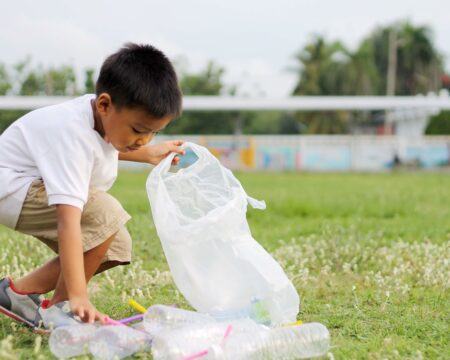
[0,63,12,95]
[44,65,77,95]
[0,59,79,133]
[292,35,351,133]
[292,35,349,95]
[291,22,445,133]
[359,21,444,95]
[180,61,225,96]
[165,61,237,134]
[425,111,450,135]
[14,59,78,96]
[20,68,45,95]
[84,68,95,94]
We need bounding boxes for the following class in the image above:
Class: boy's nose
[136,134,153,146]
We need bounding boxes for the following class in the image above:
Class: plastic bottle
[209,298,273,325]
[88,325,151,360]
[208,322,330,360]
[152,318,268,360]
[49,324,97,358]
[143,305,215,335]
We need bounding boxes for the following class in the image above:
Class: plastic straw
[128,299,147,314]
[118,314,144,324]
[105,317,123,326]
[284,320,303,327]
[182,324,233,360]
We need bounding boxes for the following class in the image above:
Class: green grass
[1,171,449,359]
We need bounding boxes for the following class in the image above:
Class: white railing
[1,94,450,111]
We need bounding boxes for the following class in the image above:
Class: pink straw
[105,317,123,326]
[182,324,233,360]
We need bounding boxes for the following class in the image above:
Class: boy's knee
[102,227,132,265]
[83,190,130,229]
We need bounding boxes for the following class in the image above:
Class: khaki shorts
[15,180,132,264]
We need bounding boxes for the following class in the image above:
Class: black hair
[96,43,182,119]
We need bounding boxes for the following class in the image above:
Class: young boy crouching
[0,43,184,329]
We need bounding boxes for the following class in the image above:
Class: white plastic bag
[147,142,299,325]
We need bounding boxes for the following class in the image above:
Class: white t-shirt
[0,94,119,229]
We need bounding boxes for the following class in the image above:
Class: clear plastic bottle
[152,318,267,360]
[208,322,330,360]
[49,324,97,358]
[88,325,151,360]
[143,304,215,335]
[209,298,273,325]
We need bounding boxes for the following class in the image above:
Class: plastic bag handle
[156,142,216,175]
[154,142,266,210]
[247,196,266,210]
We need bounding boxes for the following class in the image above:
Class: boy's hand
[147,140,185,166]
[70,296,108,324]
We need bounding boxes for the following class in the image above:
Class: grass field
[0,171,449,359]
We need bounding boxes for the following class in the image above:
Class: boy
[0,43,184,329]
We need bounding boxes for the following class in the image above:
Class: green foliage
[0,172,448,358]
[84,68,95,94]
[292,21,445,134]
[180,61,226,96]
[363,21,443,95]
[165,61,300,135]
[166,61,238,134]
[293,21,444,97]
[1,57,78,96]
[20,65,77,96]
[44,65,77,95]
[293,35,349,96]
[425,111,450,134]
[0,59,79,133]
[0,21,446,136]
[19,68,45,95]
[0,110,28,132]
[0,63,11,95]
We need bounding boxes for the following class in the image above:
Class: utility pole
[385,29,398,135]
[386,29,398,97]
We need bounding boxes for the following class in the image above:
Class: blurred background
[1,0,450,171]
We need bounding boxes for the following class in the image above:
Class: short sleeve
[31,125,94,210]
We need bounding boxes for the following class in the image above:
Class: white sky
[1,0,449,96]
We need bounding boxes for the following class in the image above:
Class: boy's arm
[56,204,103,323]
[118,145,154,163]
[118,140,185,165]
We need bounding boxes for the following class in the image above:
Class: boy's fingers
[96,312,107,324]
[171,146,185,155]
[88,309,95,324]
[76,308,85,321]
[170,140,185,154]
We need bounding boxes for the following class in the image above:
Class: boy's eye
[131,126,159,135]
[132,127,145,134]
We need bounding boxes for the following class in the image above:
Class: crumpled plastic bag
[147,142,299,325]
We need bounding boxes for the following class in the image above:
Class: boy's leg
[12,180,132,297]
[49,231,116,304]
[14,232,117,298]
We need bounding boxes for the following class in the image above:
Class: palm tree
[292,36,351,133]
[364,21,444,95]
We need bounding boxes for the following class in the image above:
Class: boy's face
[94,93,172,152]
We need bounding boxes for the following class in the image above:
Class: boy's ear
[96,93,113,115]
